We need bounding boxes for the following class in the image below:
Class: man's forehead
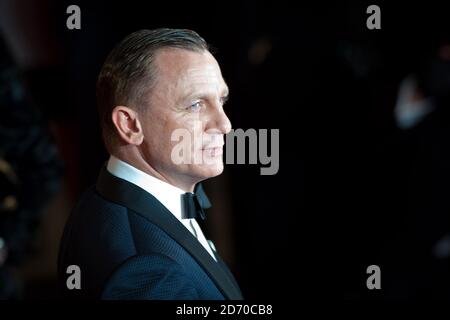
[154,48,228,92]
[154,48,217,73]
[180,65,225,84]
[179,67,228,97]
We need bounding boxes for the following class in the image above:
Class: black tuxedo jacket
[57,166,243,299]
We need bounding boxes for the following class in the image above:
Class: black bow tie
[181,184,211,220]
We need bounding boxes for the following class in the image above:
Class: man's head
[97,28,231,191]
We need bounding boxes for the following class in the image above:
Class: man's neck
[111,152,196,192]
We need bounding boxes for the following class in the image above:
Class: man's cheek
[170,129,193,165]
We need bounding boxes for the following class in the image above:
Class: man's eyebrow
[180,88,229,103]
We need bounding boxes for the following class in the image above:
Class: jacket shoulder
[58,186,138,297]
[101,253,199,300]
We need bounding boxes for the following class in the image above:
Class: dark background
[1,0,450,301]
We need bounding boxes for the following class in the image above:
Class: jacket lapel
[96,166,243,300]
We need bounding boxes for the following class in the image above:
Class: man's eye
[189,101,202,111]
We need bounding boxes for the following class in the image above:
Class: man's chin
[195,162,224,179]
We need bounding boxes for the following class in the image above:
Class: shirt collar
[106,155,185,221]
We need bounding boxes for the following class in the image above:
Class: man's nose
[214,108,232,134]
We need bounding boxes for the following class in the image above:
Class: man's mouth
[202,146,223,157]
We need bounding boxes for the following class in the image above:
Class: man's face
[138,48,231,189]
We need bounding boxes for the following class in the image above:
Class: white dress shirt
[107,155,217,261]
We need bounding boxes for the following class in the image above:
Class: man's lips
[201,146,223,157]
[202,142,224,150]
[202,145,224,150]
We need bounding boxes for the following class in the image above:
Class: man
[58,28,243,299]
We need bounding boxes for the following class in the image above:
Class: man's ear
[111,106,144,145]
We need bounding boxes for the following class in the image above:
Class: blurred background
[0,0,449,300]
